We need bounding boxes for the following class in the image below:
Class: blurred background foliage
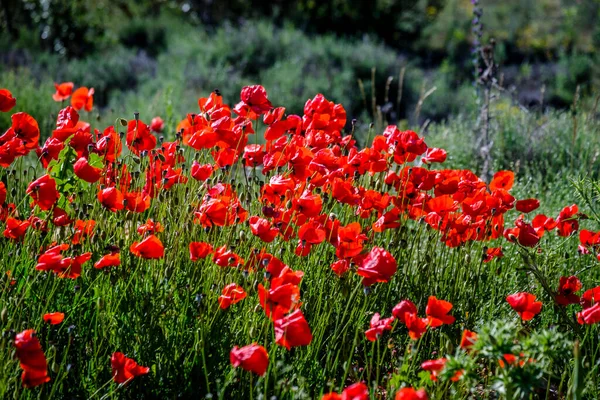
[0,0,599,124]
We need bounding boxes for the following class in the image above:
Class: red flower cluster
[365,296,456,342]
[36,243,92,279]
[2,83,599,393]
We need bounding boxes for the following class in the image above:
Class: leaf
[88,153,104,169]
[49,143,78,196]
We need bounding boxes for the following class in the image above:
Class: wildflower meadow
[0,78,599,400]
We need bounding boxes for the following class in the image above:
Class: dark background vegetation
[0,0,599,125]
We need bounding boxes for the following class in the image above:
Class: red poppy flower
[218,283,247,309]
[506,292,542,321]
[71,87,94,111]
[459,329,477,350]
[404,312,428,340]
[94,253,121,269]
[72,219,95,245]
[3,217,30,241]
[335,222,367,259]
[273,309,313,349]
[293,191,323,218]
[55,252,92,279]
[395,387,428,400]
[36,137,65,169]
[159,166,187,190]
[425,296,455,327]
[230,343,269,376]
[321,382,370,400]
[29,215,48,232]
[483,247,503,263]
[98,187,124,212]
[52,206,72,227]
[239,85,272,115]
[270,267,304,289]
[110,352,149,384]
[531,214,557,237]
[392,300,418,324]
[421,147,447,164]
[136,219,163,235]
[249,216,279,243]
[341,382,370,400]
[194,196,247,228]
[212,147,239,168]
[130,235,164,259]
[52,104,78,133]
[52,82,74,102]
[555,276,582,306]
[124,192,151,213]
[126,120,156,155]
[243,144,266,166]
[26,174,59,211]
[489,170,514,191]
[258,283,300,320]
[504,218,540,247]
[581,286,600,309]
[263,107,290,140]
[0,88,16,112]
[36,244,69,272]
[7,112,40,151]
[190,161,213,181]
[189,241,213,261]
[43,312,65,325]
[14,329,50,388]
[356,247,397,287]
[330,259,350,276]
[150,116,164,133]
[556,204,579,237]
[95,126,122,162]
[515,199,540,213]
[577,303,600,325]
[74,157,102,183]
[212,245,244,267]
[298,220,326,245]
[365,312,395,342]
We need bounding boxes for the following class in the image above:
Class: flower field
[0,84,599,399]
